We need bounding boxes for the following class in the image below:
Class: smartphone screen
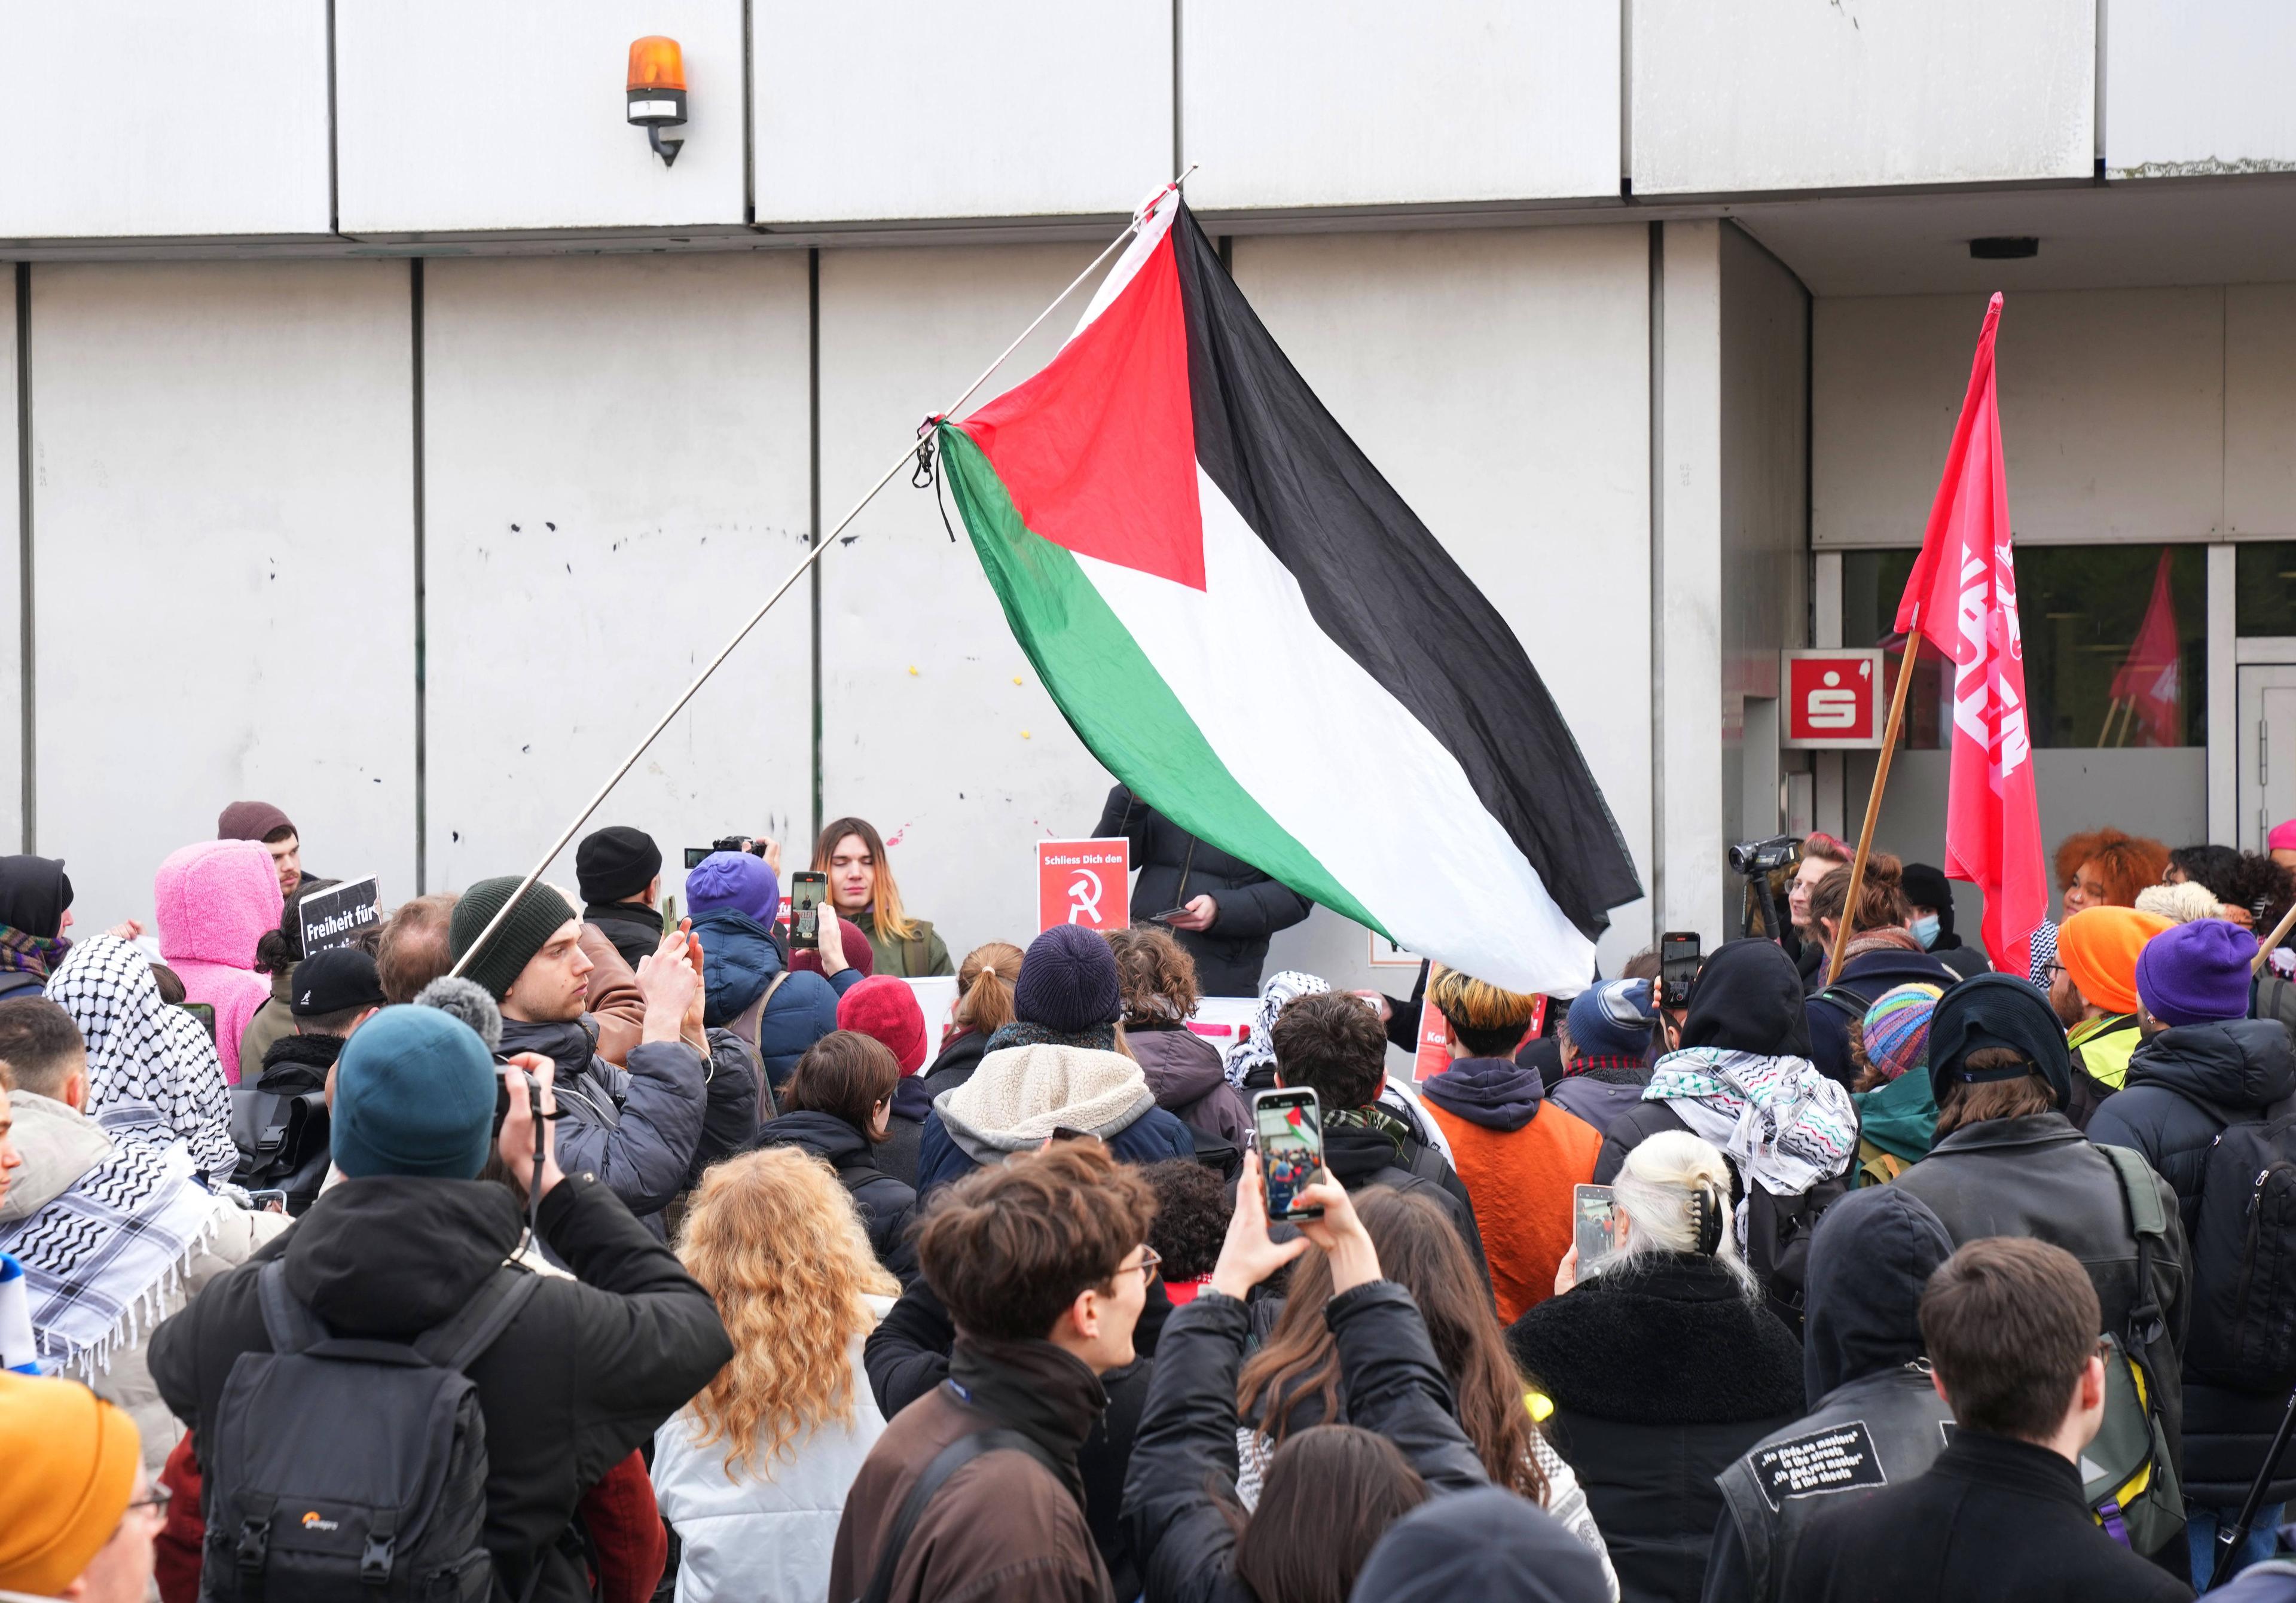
[790,871,828,950]
[1574,1183,1620,1272]
[1660,930,1702,1010]
[1253,1088,1324,1220]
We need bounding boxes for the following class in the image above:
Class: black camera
[1728,834,1801,877]
[684,836,771,870]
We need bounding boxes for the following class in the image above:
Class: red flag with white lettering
[2109,549,2182,747]
[1892,295,2047,976]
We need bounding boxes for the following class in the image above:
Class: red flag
[1892,294,2047,975]
[2109,550,2182,747]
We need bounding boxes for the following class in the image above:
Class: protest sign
[1037,838,1130,933]
[1412,990,1546,1082]
[300,875,381,955]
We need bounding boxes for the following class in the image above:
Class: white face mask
[1911,912,1941,951]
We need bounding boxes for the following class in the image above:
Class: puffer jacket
[689,909,844,1091]
[917,1042,1195,1195]
[1705,1186,1958,1603]
[1508,1252,1804,1603]
[153,838,284,1084]
[2089,1016,2296,1504]
[1124,1022,1250,1147]
[1093,786,1311,999]
[749,1111,918,1285]
[1120,1282,1487,1603]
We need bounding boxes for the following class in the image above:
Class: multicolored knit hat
[1860,983,1943,1083]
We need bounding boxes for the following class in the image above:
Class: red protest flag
[2108,549,2182,747]
[1893,294,2048,976]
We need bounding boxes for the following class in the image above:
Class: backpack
[201,1260,541,1602]
[2178,1107,2296,1391]
[2095,1144,2188,1555]
[851,1424,1069,1603]
[1745,1172,1849,1331]
[230,1079,332,1211]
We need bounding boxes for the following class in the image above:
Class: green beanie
[450,877,579,1002]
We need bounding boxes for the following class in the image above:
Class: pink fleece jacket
[154,838,283,1085]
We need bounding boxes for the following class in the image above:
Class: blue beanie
[1566,978,1656,1064]
[2137,918,2257,1027]
[331,1006,498,1181]
[1013,924,1122,1034]
[685,851,780,924]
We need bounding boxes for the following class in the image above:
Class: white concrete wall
[755,2,1170,222]
[2106,2,2296,179]
[1815,288,2235,547]
[0,2,332,240]
[1183,0,1618,210]
[2225,286,2296,536]
[0,282,19,851]
[28,262,416,930]
[337,1,747,234]
[421,254,813,898]
[1632,0,2093,196]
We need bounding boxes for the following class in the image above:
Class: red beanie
[838,975,927,1074]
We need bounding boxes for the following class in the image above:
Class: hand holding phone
[1660,931,1702,1010]
[790,871,829,951]
[1573,1183,1621,1281]
[1252,1087,1325,1221]
[1208,1148,1311,1300]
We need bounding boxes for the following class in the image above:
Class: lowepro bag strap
[853,1424,1065,1603]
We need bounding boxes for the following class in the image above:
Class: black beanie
[1925,973,2073,1112]
[449,877,579,1002]
[1680,938,1813,1058]
[575,826,661,906]
[1901,863,1957,938]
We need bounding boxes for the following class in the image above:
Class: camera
[1728,834,1802,877]
[685,836,772,871]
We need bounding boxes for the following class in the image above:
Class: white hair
[1593,1129,1761,1298]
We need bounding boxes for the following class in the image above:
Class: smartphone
[173,1001,217,1043]
[1574,1183,1620,1272]
[1147,906,1193,924]
[790,871,829,950]
[247,1189,290,1214]
[683,847,712,870]
[1252,1087,1324,1222]
[1659,930,1702,1010]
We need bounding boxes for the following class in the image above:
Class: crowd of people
[10,799,2296,1602]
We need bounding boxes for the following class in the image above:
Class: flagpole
[2254,900,2296,975]
[447,173,1193,982]
[1825,615,1924,988]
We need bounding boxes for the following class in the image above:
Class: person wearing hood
[1891,972,2191,1558]
[751,1031,919,1286]
[576,825,669,970]
[916,926,1195,1196]
[1349,1487,1611,1603]
[2053,903,2175,1127]
[835,976,932,1189]
[1848,985,1942,1186]
[1705,1184,1959,1602]
[1900,862,1991,983]
[152,838,283,1085]
[1595,939,1857,1329]
[0,1013,285,1473]
[1552,978,1659,1137]
[1108,926,1250,1153]
[685,849,850,1091]
[148,1007,734,1603]
[0,854,78,1002]
[1802,856,1955,1088]
[2089,920,2296,1588]
[1418,967,1600,1323]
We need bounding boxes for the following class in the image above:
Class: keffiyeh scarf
[49,935,238,1189]
[1225,971,1330,1088]
[1643,1046,1857,1201]
[0,1138,219,1381]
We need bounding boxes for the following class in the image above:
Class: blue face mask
[1911,912,1940,950]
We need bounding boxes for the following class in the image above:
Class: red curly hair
[2053,828,2169,908]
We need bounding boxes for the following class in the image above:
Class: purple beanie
[2135,918,2257,1027]
[1013,924,1123,1035]
[685,851,780,924]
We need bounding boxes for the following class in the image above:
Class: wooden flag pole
[1825,615,1924,988]
[2253,898,2296,975]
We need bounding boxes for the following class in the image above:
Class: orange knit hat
[2057,906,2173,1016]
[0,1372,140,1594]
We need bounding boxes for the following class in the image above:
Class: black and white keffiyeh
[1223,971,1330,1089]
[49,934,237,1189]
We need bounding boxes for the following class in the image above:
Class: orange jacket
[1425,1093,1602,1324]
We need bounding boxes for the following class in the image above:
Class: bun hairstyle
[1809,852,1910,936]
[1603,1131,1757,1296]
[953,941,1024,1039]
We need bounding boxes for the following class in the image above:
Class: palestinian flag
[939,190,1641,994]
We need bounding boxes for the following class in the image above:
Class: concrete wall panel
[1815,288,2225,548]
[2106,2,2296,180]
[338,1,746,235]
[1184,0,1618,210]
[0,3,330,240]
[422,254,812,898]
[2225,285,2296,536]
[0,283,18,850]
[754,2,1171,222]
[30,262,414,930]
[1632,0,2092,196]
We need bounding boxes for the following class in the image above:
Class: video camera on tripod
[1729,833,1802,941]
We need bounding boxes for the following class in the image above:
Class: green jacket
[1851,1068,1937,1186]
[850,908,952,979]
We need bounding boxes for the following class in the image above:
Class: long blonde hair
[676,1147,898,1471]
[815,817,918,942]
[953,941,1022,1037]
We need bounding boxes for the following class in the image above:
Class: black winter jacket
[1891,1112,2190,1477]
[1803,947,1958,1088]
[148,1174,733,1603]
[917,1028,990,1101]
[1094,786,1311,997]
[2088,1017,2296,1504]
[584,899,662,971]
[748,1109,919,1286]
[1322,1122,1491,1286]
[1120,1282,1488,1603]
[1509,1253,1804,1603]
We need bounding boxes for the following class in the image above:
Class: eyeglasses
[1121,1246,1164,1287]
[121,1484,172,1525]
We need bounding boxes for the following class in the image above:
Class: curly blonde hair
[675,1146,899,1473]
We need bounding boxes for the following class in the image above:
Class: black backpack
[201,1260,541,1602]
[2180,1107,2296,1391]
[230,1075,332,1213]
